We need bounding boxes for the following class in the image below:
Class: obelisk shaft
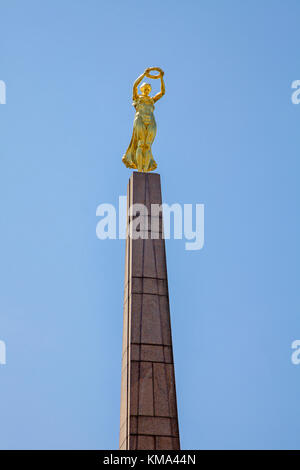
[119,172,180,450]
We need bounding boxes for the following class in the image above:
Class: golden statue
[122,67,165,172]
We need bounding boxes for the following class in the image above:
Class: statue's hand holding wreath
[144,67,164,79]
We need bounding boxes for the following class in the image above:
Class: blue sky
[0,0,300,449]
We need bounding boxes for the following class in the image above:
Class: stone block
[159,295,172,345]
[138,416,172,436]
[130,343,140,361]
[141,294,163,344]
[138,361,154,416]
[165,364,178,419]
[137,435,155,450]
[153,363,170,417]
[163,345,173,363]
[156,437,180,450]
[141,344,164,362]
[130,294,142,343]
[130,361,139,416]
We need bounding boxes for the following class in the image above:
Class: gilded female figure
[122,67,165,172]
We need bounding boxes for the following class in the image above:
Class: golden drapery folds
[122,67,165,172]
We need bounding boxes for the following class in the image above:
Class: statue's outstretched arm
[153,73,165,103]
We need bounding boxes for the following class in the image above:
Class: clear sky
[0,0,300,450]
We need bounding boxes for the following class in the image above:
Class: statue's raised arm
[122,67,165,172]
[132,68,153,100]
[151,68,165,103]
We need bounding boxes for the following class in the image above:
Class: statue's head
[140,82,152,96]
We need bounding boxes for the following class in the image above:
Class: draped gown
[122,95,157,172]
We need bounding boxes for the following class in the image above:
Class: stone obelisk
[119,172,180,450]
